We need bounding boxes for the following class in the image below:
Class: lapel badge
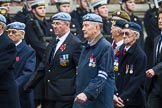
[129,64,134,74]
[59,44,66,51]
[125,64,129,74]
[16,56,20,62]
[89,54,96,67]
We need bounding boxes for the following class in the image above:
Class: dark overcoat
[0,32,21,108]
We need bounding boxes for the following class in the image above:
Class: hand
[146,69,155,78]
[113,95,124,107]
[74,93,87,104]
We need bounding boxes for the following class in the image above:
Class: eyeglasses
[121,31,134,37]
[6,30,18,34]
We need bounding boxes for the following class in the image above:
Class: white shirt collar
[57,31,70,43]
[116,40,123,47]
[16,39,22,46]
[124,46,131,51]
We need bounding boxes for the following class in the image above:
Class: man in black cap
[115,22,147,108]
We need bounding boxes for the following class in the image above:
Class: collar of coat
[88,33,103,47]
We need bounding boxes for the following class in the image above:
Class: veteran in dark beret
[6,21,36,108]
[114,22,147,108]
[24,12,82,108]
[73,13,115,108]
[0,14,21,108]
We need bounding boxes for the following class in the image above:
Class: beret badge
[125,23,129,28]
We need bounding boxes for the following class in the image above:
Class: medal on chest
[59,54,69,67]
[89,54,96,67]
[114,57,119,72]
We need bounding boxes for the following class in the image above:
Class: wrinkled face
[52,20,69,37]
[7,29,24,44]
[33,5,46,17]
[121,29,137,46]
[96,5,108,18]
[1,3,11,12]
[125,0,136,11]
[158,13,162,29]
[82,21,97,41]
[59,4,70,13]
[110,25,121,39]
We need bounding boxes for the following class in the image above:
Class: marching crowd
[0,0,162,108]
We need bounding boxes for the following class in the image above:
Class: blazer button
[118,73,120,76]
[126,98,129,101]
[48,80,50,83]
[48,70,51,72]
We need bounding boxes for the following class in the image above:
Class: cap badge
[125,23,129,28]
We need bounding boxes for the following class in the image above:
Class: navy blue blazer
[14,40,36,108]
[116,42,147,106]
[0,32,21,108]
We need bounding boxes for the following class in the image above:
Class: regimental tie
[49,39,60,63]
[123,48,127,55]
[112,42,117,49]
[156,35,162,63]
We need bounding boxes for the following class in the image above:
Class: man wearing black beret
[115,22,147,108]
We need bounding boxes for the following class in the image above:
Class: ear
[134,32,139,39]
